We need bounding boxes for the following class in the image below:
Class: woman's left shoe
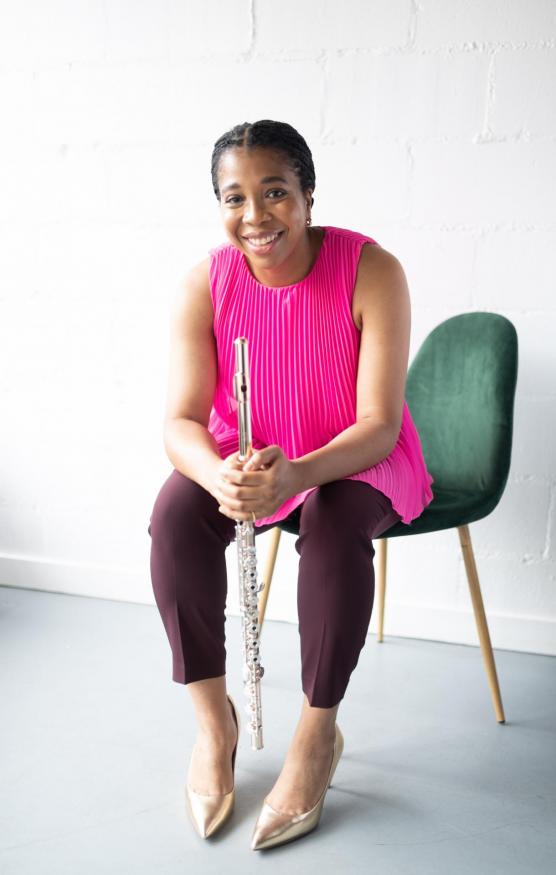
[251,723,344,851]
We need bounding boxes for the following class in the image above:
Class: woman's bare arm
[162,258,223,496]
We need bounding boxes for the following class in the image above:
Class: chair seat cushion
[275,483,504,539]
[376,484,504,538]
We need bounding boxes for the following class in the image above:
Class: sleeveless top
[206,225,434,528]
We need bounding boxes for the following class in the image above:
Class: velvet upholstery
[277,312,518,540]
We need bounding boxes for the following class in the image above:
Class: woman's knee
[147,469,217,540]
[297,479,397,543]
[296,480,366,540]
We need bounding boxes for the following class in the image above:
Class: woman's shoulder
[208,238,242,279]
[208,235,244,264]
[208,238,234,256]
[325,226,404,269]
[324,225,379,246]
[324,225,396,276]
[175,257,211,309]
[169,256,213,337]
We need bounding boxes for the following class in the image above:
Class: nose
[243,196,270,224]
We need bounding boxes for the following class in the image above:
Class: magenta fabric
[207,225,434,528]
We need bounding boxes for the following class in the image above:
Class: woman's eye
[224,189,286,205]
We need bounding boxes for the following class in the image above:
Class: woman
[148,119,434,850]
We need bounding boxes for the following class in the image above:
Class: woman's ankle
[196,704,237,749]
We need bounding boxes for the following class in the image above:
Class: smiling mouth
[243,230,284,250]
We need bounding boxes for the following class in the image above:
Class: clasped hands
[213,445,301,522]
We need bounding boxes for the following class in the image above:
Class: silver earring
[306,217,311,226]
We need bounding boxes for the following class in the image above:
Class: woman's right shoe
[185,693,240,838]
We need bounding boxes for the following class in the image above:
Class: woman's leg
[148,467,278,685]
[296,479,401,709]
[148,467,233,686]
[147,467,276,792]
[264,479,401,814]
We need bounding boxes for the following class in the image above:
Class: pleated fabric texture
[207,225,434,527]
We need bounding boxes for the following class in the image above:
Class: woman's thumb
[244,451,261,470]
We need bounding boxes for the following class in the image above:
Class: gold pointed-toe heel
[251,723,344,851]
[185,693,240,839]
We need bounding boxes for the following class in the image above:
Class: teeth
[247,233,280,246]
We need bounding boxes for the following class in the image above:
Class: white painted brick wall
[0,0,554,659]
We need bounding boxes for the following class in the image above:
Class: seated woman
[148,118,434,850]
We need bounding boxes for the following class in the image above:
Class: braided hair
[211,120,315,208]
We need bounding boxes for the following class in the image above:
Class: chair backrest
[405,312,518,500]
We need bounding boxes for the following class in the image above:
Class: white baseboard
[0,554,554,657]
[367,599,556,656]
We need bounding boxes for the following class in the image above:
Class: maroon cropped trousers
[147,469,402,709]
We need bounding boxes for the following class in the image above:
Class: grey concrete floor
[1,583,555,874]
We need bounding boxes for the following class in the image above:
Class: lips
[242,230,284,253]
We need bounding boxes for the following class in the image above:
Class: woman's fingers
[218,506,251,520]
[218,500,257,520]
[220,468,263,492]
[216,479,257,514]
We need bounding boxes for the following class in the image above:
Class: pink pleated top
[206,225,434,528]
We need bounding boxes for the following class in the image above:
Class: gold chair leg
[375,537,388,643]
[457,524,506,723]
[258,526,282,635]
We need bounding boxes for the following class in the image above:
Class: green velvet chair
[258,312,519,724]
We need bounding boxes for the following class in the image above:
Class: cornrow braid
[211,119,315,208]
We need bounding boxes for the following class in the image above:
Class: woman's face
[216,146,312,269]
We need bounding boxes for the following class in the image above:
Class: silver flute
[232,336,265,751]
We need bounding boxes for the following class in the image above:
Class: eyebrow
[221,175,289,195]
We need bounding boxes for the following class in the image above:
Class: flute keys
[242,668,264,685]
[242,664,258,684]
